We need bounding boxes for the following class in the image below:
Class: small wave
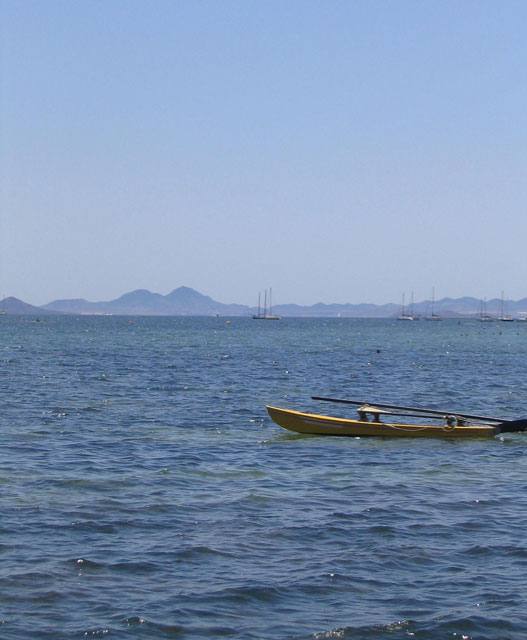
[67,557,104,571]
[5,570,52,583]
[463,543,527,559]
[68,520,118,534]
[81,405,103,413]
[68,557,161,575]
[177,546,235,560]
[2,588,63,603]
[312,620,414,639]
[125,616,184,634]
[193,583,286,607]
[309,614,527,640]
[125,616,236,637]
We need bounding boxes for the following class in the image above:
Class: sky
[2,0,527,307]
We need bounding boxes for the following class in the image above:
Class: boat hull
[266,406,496,438]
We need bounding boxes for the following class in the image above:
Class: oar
[349,409,464,420]
[311,395,507,424]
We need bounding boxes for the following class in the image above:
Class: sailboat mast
[264,290,267,317]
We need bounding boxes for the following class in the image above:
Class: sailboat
[424,287,442,321]
[397,292,416,320]
[479,298,494,322]
[253,289,281,320]
[499,291,514,322]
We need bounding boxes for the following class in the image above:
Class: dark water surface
[1,316,526,639]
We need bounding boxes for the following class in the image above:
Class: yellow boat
[267,401,527,438]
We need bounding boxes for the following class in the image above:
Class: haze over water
[2,315,527,639]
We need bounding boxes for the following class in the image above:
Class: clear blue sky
[2,0,527,306]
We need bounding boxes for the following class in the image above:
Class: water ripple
[1,317,527,639]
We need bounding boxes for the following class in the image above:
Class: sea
[1,315,526,640]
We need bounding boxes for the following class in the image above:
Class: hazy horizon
[3,1,527,306]
[4,285,527,311]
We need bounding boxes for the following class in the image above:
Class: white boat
[397,292,416,320]
[479,298,494,322]
[424,287,442,320]
[499,291,514,322]
[253,289,281,320]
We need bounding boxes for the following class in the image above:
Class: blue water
[1,316,526,639]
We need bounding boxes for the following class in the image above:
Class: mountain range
[1,286,527,318]
[40,287,249,316]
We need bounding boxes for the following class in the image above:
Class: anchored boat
[253,288,281,320]
[267,397,527,438]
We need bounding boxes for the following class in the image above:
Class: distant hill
[6,288,527,318]
[0,296,58,315]
[42,286,250,316]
